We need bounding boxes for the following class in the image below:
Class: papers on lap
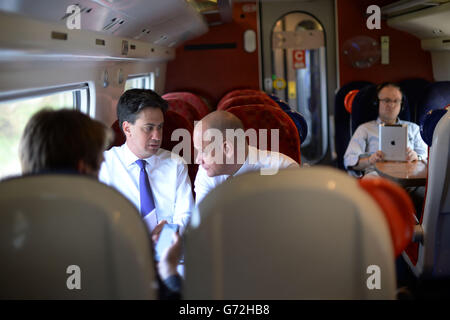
[143,208,157,232]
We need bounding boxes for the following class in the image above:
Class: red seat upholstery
[227,105,301,164]
[161,110,198,196]
[218,95,280,111]
[110,119,125,149]
[165,98,201,125]
[163,92,210,118]
[358,178,416,257]
[344,90,359,114]
[217,89,267,108]
[161,110,193,155]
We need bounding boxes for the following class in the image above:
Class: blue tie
[135,159,155,217]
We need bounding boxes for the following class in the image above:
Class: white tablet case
[379,124,407,161]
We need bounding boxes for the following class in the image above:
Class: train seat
[162,92,210,118]
[272,98,296,112]
[285,109,308,145]
[0,174,156,299]
[267,95,298,113]
[399,78,431,123]
[271,100,308,145]
[165,98,201,124]
[227,105,301,164]
[217,89,267,108]
[110,119,126,148]
[358,177,416,257]
[184,167,402,299]
[416,81,450,126]
[404,108,450,278]
[160,110,194,153]
[160,111,198,194]
[217,94,280,111]
[334,81,373,170]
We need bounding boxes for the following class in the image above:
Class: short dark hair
[117,89,168,131]
[19,109,112,174]
[376,82,403,98]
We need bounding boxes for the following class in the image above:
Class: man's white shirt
[99,143,194,231]
[194,145,299,205]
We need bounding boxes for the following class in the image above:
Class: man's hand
[406,147,418,162]
[351,151,384,171]
[152,219,167,243]
[369,150,384,165]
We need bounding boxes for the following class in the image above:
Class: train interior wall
[165,1,260,108]
[336,0,434,85]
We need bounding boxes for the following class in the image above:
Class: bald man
[193,110,299,204]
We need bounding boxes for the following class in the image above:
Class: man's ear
[122,121,131,137]
[223,140,234,159]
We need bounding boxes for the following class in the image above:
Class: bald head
[193,111,247,177]
[195,110,244,135]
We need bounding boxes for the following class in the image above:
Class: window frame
[0,83,91,179]
[0,83,90,110]
[125,73,155,90]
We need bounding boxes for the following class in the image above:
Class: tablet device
[154,223,179,262]
[378,124,407,161]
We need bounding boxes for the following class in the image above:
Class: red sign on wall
[293,50,306,69]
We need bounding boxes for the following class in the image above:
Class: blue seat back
[399,78,431,123]
[417,81,450,126]
[275,100,308,144]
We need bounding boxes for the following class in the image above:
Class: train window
[124,73,155,91]
[0,84,89,179]
[271,12,328,165]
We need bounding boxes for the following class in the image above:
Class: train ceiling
[384,0,450,40]
[188,0,232,26]
[381,0,450,18]
[0,0,210,47]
